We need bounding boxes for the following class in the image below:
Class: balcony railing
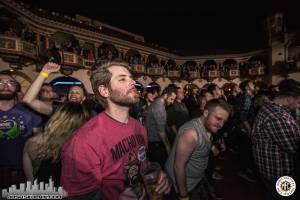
[1,35,272,80]
[229,69,240,78]
[248,66,265,76]
[208,70,220,78]
[248,68,257,76]
[58,51,98,69]
[168,70,180,78]
[257,66,265,75]
[0,35,37,58]
[59,51,84,67]
[189,71,199,79]
[147,67,164,75]
[131,64,145,73]
[83,59,95,68]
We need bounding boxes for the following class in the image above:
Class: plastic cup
[142,162,163,200]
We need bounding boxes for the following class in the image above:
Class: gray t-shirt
[165,118,212,192]
[145,98,167,142]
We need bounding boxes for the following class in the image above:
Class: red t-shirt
[61,112,148,199]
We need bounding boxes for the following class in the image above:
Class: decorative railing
[248,68,258,76]
[189,71,199,79]
[229,69,240,78]
[1,36,275,80]
[131,64,145,73]
[208,70,220,78]
[0,35,37,57]
[248,66,265,76]
[147,67,164,75]
[83,59,95,68]
[257,66,265,75]
[168,70,180,78]
[59,51,84,67]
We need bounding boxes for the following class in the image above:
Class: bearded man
[0,72,41,188]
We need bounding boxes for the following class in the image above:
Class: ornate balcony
[208,70,220,78]
[83,59,95,68]
[189,71,199,79]
[257,66,265,75]
[249,68,258,76]
[59,51,84,68]
[168,70,180,78]
[0,35,37,65]
[229,69,240,78]
[147,67,163,75]
[131,64,146,73]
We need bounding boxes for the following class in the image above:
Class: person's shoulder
[15,102,31,111]
[151,98,161,106]
[25,135,38,148]
[24,135,40,155]
[169,101,179,109]
[130,116,145,127]
[260,102,289,121]
[181,126,197,134]
[15,102,42,117]
[179,127,198,143]
[70,113,104,138]
[178,119,196,132]
[63,114,106,149]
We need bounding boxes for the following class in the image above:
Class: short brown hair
[204,99,231,114]
[90,60,130,108]
[239,80,253,92]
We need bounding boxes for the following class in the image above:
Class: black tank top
[35,158,61,187]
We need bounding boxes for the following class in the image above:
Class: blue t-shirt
[0,103,42,168]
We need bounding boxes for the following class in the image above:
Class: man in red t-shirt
[61,61,170,199]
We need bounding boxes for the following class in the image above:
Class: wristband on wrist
[39,70,49,79]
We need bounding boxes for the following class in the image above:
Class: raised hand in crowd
[42,62,61,74]
[23,62,61,115]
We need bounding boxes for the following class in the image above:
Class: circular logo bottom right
[276,176,296,197]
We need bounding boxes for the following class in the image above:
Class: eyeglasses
[0,80,18,87]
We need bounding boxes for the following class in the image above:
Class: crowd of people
[0,60,299,200]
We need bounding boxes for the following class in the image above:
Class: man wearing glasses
[0,72,41,189]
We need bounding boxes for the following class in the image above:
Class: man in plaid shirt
[251,79,300,200]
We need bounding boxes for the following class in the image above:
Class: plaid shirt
[251,102,300,180]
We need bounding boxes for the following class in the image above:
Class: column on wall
[142,55,148,65]
[36,33,40,49]
[45,37,49,49]
[94,43,100,59]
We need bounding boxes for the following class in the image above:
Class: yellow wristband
[39,70,49,79]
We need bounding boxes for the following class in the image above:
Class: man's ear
[98,85,110,98]
[162,93,167,100]
[203,109,209,118]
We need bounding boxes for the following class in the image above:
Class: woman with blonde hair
[23,102,91,186]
